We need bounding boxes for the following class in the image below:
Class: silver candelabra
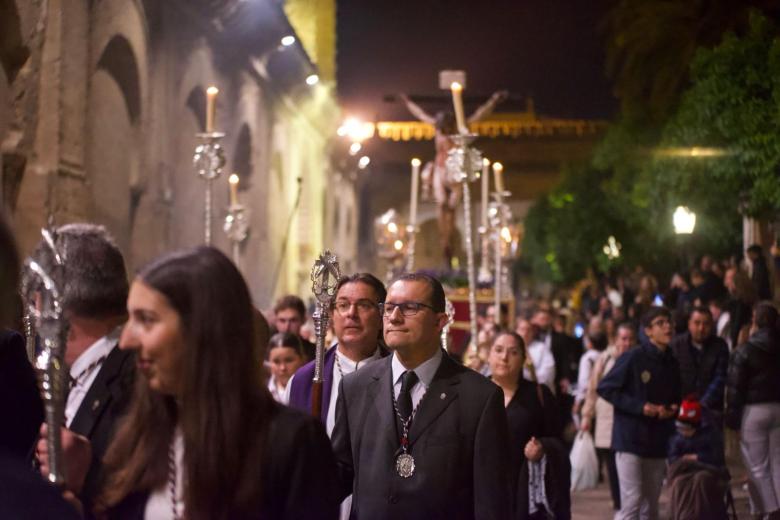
[445,133,483,351]
[488,190,513,324]
[193,131,227,245]
[223,203,250,268]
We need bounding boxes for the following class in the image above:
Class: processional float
[399,79,518,348]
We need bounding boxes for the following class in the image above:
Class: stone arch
[86,0,148,259]
[185,86,206,132]
[96,35,141,124]
[0,0,27,83]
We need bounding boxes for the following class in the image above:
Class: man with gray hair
[32,223,135,506]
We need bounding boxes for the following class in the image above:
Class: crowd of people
[0,211,779,519]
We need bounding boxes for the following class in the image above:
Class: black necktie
[398,370,419,421]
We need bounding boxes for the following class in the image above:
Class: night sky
[336,0,618,122]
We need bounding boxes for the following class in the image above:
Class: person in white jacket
[517,317,557,392]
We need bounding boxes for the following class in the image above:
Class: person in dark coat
[598,306,681,520]
[747,245,773,301]
[0,212,79,518]
[670,306,729,429]
[0,329,43,460]
[331,273,511,520]
[666,397,729,520]
[40,247,340,519]
[29,224,135,507]
[488,330,570,520]
[725,302,780,517]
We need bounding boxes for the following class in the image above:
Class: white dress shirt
[267,375,289,405]
[327,347,382,436]
[391,347,443,412]
[65,327,121,427]
[524,339,556,393]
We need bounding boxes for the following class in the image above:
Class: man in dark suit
[287,272,388,435]
[670,306,729,429]
[31,224,135,505]
[0,213,81,517]
[332,273,510,520]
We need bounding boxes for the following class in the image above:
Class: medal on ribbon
[393,395,421,478]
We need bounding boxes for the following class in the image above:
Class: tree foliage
[523,10,780,284]
[650,12,780,219]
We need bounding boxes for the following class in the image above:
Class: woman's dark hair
[268,331,304,358]
[99,246,274,519]
[588,332,608,352]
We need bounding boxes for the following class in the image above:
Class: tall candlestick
[450,82,468,134]
[493,162,505,194]
[205,86,218,133]
[410,158,421,227]
[481,158,490,229]
[229,173,239,206]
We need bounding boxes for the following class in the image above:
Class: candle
[493,162,505,194]
[410,158,421,227]
[228,173,239,206]
[450,82,467,134]
[481,158,490,229]
[205,86,219,132]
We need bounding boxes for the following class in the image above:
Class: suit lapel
[408,355,460,445]
[69,344,122,437]
[368,357,399,451]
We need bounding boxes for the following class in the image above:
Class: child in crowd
[267,332,306,404]
[667,397,729,520]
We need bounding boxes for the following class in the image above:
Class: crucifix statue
[399,89,506,267]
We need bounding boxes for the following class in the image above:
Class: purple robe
[288,346,337,423]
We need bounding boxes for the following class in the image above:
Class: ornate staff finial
[21,226,69,486]
[310,250,340,304]
[309,250,341,418]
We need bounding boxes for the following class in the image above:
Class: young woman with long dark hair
[97,246,338,519]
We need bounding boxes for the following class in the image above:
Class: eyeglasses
[380,301,436,317]
[650,318,672,328]
[332,299,379,316]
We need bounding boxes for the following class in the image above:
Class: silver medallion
[396,452,415,478]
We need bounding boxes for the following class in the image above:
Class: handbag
[569,430,599,491]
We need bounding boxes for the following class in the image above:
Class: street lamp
[673,206,696,271]
[673,206,696,234]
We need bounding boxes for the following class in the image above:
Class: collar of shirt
[391,347,443,390]
[336,345,381,375]
[69,326,121,380]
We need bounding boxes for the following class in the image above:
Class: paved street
[572,434,753,519]
[572,478,751,519]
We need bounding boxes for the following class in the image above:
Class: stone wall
[0,0,353,308]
